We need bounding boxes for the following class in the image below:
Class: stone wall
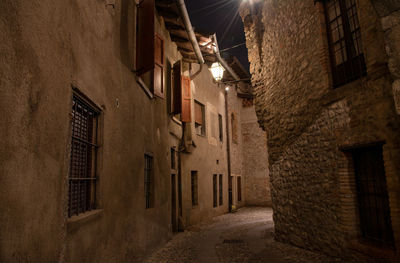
[381,10,400,114]
[241,100,271,207]
[240,0,400,261]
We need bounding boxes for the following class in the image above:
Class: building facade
[240,0,400,261]
[0,0,270,262]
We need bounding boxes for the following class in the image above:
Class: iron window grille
[218,114,223,142]
[219,174,223,206]
[213,174,218,207]
[68,94,100,217]
[171,148,176,170]
[191,171,198,206]
[324,0,366,87]
[352,145,394,246]
[237,177,242,202]
[145,154,154,209]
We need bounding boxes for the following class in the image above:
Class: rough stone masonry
[240,0,400,262]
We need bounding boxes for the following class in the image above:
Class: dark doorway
[352,145,394,246]
[228,176,233,212]
[171,174,178,232]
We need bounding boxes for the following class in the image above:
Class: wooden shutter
[136,0,155,75]
[154,34,164,98]
[194,102,203,125]
[172,61,182,114]
[181,76,191,123]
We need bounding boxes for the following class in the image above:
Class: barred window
[352,146,394,246]
[191,171,198,207]
[324,0,366,87]
[213,174,218,207]
[219,174,223,206]
[145,154,154,209]
[68,94,100,217]
[237,177,242,202]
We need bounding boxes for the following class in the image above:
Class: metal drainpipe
[224,86,232,212]
[212,34,240,81]
[176,0,205,65]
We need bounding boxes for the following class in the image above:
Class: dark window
[195,101,206,136]
[352,145,394,246]
[237,177,242,202]
[136,0,155,75]
[219,174,223,206]
[145,154,154,209]
[171,148,176,170]
[68,94,100,217]
[191,171,198,206]
[324,0,366,87]
[213,174,218,207]
[218,114,223,142]
[154,34,165,98]
[171,61,182,117]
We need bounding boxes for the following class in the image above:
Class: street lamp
[210,62,225,82]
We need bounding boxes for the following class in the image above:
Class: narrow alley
[146,207,340,263]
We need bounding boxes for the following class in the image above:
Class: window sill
[136,76,154,99]
[171,116,182,125]
[67,209,103,233]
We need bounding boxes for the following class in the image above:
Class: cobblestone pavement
[145,207,343,263]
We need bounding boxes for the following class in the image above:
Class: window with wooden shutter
[154,34,164,98]
[194,100,205,136]
[136,0,155,75]
[181,76,191,123]
[324,0,366,87]
[172,61,182,115]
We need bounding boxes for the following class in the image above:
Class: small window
[231,113,238,144]
[324,0,366,87]
[237,177,242,202]
[171,61,182,118]
[135,0,165,98]
[195,101,206,136]
[219,174,223,206]
[352,145,394,246]
[218,114,223,142]
[171,148,176,170]
[145,154,154,209]
[191,171,198,207]
[213,174,218,207]
[68,93,100,217]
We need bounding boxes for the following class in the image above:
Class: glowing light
[210,62,225,82]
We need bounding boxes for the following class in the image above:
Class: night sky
[185,0,250,71]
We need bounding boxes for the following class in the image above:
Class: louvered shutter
[136,0,155,75]
[172,61,182,114]
[154,34,164,98]
[181,76,191,123]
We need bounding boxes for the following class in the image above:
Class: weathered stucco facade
[241,0,400,261]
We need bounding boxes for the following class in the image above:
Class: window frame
[68,91,101,218]
[194,100,206,136]
[144,153,155,209]
[191,171,198,207]
[324,0,366,88]
[219,174,223,206]
[213,174,218,208]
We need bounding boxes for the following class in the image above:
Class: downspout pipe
[212,34,240,81]
[176,0,205,65]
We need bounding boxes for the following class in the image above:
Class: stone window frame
[338,141,398,259]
